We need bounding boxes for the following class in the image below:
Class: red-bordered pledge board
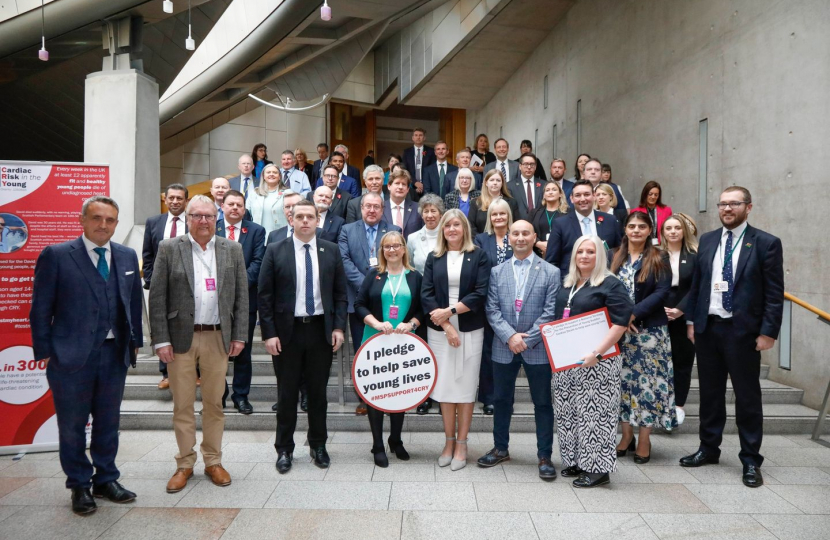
[540,307,620,373]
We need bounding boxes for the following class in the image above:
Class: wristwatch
[593,351,603,361]
[410,320,419,331]
[450,307,457,315]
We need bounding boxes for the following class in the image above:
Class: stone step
[117,400,830,434]
[122,374,803,404]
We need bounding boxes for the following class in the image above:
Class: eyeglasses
[323,174,338,179]
[716,201,748,209]
[362,204,382,211]
[382,244,403,251]
[520,162,536,168]
[188,214,216,222]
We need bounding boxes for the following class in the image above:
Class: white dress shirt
[293,235,324,316]
[496,159,510,176]
[82,235,114,338]
[574,210,598,236]
[223,219,242,242]
[190,234,220,325]
[163,212,186,239]
[707,221,748,318]
[318,210,327,229]
[390,200,406,228]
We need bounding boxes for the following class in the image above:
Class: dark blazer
[468,196,520,236]
[484,159,520,183]
[560,179,575,206]
[339,219,402,311]
[383,198,424,240]
[216,219,266,312]
[421,247,490,332]
[445,168,483,192]
[665,247,697,313]
[312,158,328,183]
[354,268,425,330]
[474,232,512,268]
[403,146,436,182]
[30,237,143,370]
[528,206,567,246]
[320,212,345,243]
[507,177,545,221]
[258,237,348,346]
[141,212,188,289]
[346,165,361,185]
[686,225,784,338]
[423,162,458,195]
[229,175,261,194]
[545,210,622,275]
[309,186,351,219]
[267,226,321,245]
[315,175,361,199]
[612,250,672,329]
[298,163,314,181]
[346,193,387,224]
[443,190,481,213]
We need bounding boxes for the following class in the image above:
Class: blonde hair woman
[246,163,288,236]
[294,148,313,180]
[529,180,569,258]
[594,183,627,237]
[421,209,490,470]
[468,169,519,235]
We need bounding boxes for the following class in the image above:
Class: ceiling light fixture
[163,0,173,14]
[321,0,332,21]
[248,91,330,113]
[185,0,195,50]
[38,0,48,61]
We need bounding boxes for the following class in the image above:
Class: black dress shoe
[71,487,97,515]
[573,472,610,488]
[310,446,331,468]
[373,450,389,468]
[276,451,293,474]
[538,457,557,480]
[482,404,494,415]
[234,399,254,415]
[300,394,309,412]
[416,400,432,415]
[742,464,764,488]
[477,447,510,467]
[679,450,720,468]
[271,403,278,412]
[616,436,636,457]
[92,481,136,503]
[560,465,583,477]
[633,442,652,465]
[389,441,410,461]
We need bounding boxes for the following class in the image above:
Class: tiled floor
[1,431,829,540]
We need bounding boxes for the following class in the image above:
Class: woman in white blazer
[246,164,288,239]
[407,193,445,274]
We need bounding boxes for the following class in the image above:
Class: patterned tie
[722,231,734,312]
[526,180,534,209]
[500,162,507,181]
[416,148,422,181]
[170,216,178,238]
[93,247,109,280]
[582,217,591,235]
[304,245,314,316]
[228,225,235,241]
[284,170,291,185]
[243,178,249,199]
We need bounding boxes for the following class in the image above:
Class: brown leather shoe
[204,464,231,486]
[158,378,170,390]
[166,468,193,493]
[355,403,368,416]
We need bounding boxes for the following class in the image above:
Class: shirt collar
[292,234,317,251]
[168,211,182,222]
[576,210,596,224]
[224,219,242,231]
[722,220,748,239]
[514,253,535,267]
[522,175,533,182]
[82,235,110,253]
[188,233,215,251]
[437,160,447,166]
[364,221,378,233]
[498,159,508,166]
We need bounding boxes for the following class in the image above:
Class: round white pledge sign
[352,333,437,413]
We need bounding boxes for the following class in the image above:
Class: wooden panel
[439,108,466,166]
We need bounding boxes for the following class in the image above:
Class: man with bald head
[313,185,345,242]
[210,178,231,222]
[229,154,260,200]
[478,220,560,480]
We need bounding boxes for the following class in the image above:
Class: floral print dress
[618,256,678,431]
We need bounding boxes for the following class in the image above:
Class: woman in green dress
[354,231,425,467]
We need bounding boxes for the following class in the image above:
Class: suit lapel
[113,245,129,306]
[177,236,195,291]
[284,240,297,303]
[215,238,226,294]
[215,221,225,238]
[69,237,103,300]
[733,225,754,285]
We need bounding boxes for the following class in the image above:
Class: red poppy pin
[597,216,604,223]
[241,228,248,234]
[536,183,541,187]
[422,150,426,157]
[376,275,381,280]
[337,193,342,199]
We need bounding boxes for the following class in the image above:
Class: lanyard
[719,228,747,272]
[545,209,557,231]
[565,279,588,309]
[388,271,405,305]
[511,258,531,302]
[193,245,214,277]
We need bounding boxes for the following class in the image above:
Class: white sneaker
[676,406,685,425]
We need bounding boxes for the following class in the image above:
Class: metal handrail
[780,292,830,443]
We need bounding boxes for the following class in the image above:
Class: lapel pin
[745,242,752,248]
[320,247,325,252]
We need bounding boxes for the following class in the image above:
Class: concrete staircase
[122,337,829,434]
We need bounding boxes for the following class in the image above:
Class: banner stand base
[0,442,59,456]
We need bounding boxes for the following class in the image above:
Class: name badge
[369,257,378,267]
[562,307,571,319]
[389,306,399,319]
[205,278,216,291]
[651,237,660,246]
[514,299,523,312]
[713,281,729,292]
[546,233,550,241]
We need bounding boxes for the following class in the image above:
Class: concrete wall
[160,98,327,189]
[467,0,830,408]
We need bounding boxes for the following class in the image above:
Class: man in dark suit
[311,143,329,184]
[315,152,360,199]
[210,178,230,221]
[508,152,545,221]
[544,180,621,274]
[30,196,143,515]
[680,186,784,488]
[259,199,348,473]
[338,192,401,414]
[228,154,260,200]
[422,140,458,197]
[346,165,386,223]
[403,127,435,200]
[550,158,574,206]
[484,138,519,184]
[268,192,308,245]
[334,144,361,183]
[313,185,345,243]
[149,195,248,494]
[142,184,189,389]
[383,169,423,241]
[363,150,375,168]
[445,148,482,192]
[519,140,547,181]
[308,165,351,219]
[216,190,266,414]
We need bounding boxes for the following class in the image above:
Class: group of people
[28,127,784,515]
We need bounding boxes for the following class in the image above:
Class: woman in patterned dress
[612,211,677,464]
[552,235,633,488]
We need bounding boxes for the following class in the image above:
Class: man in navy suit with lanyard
[680,186,784,488]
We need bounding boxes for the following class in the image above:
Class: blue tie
[500,162,507,181]
[582,217,591,235]
[242,178,249,199]
[93,247,109,281]
[304,244,314,316]
[367,226,377,253]
[722,231,734,312]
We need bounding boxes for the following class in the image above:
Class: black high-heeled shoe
[633,442,652,464]
[616,436,636,457]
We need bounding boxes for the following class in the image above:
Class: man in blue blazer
[545,180,621,277]
[312,186,346,243]
[383,169,423,241]
[315,153,360,199]
[477,220,560,480]
[402,127,435,200]
[445,148,482,192]
[680,186,784,488]
[422,141,458,197]
[334,143,361,183]
[228,154,260,200]
[550,159,575,206]
[338,192,401,414]
[215,190,266,414]
[30,196,143,515]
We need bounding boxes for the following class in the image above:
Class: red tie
[228,225,235,241]
[526,180,534,209]
[170,216,178,238]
